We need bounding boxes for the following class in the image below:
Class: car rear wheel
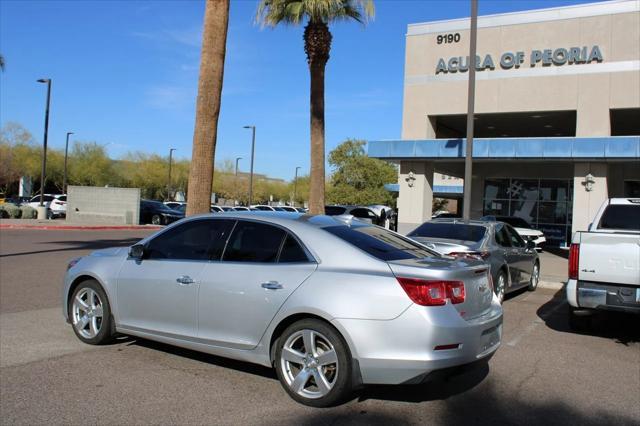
[528,262,540,291]
[495,271,507,304]
[69,280,113,345]
[275,319,352,407]
[151,214,162,225]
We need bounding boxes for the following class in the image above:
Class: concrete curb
[0,224,162,231]
[538,280,566,290]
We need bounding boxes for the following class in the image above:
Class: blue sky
[1,0,592,180]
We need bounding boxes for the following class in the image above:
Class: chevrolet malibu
[63,212,503,406]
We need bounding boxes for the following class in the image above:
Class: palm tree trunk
[308,63,326,214]
[186,0,229,216]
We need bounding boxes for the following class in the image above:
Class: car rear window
[496,216,532,229]
[408,223,487,242]
[598,205,640,231]
[323,224,436,261]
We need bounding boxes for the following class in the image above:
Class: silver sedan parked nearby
[407,219,540,303]
[62,212,502,407]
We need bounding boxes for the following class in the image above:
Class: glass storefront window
[483,178,573,246]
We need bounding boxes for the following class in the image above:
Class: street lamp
[37,78,52,210]
[293,166,301,207]
[235,157,242,176]
[167,148,176,201]
[63,132,73,195]
[243,125,256,206]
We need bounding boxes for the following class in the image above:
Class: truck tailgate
[578,232,640,286]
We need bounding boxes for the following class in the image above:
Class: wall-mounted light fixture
[405,171,416,188]
[584,173,595,192]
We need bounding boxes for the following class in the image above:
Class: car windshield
[497,216,532,228]
[323,223,437,261]
[144,201,174,211]
[408,223,487,242]
[325,206,347,215]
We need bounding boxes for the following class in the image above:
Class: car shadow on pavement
[124,336,278,380]
[357,358,490,403]
[0,238,144,258]
[537,289,639,345]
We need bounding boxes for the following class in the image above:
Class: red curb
[0,224,163,231]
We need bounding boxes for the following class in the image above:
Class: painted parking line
[505,297,565,347]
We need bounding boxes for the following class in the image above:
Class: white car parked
[481,215,546,249]
[27,194,67,218]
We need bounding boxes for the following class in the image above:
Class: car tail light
[569,243,580,280]
[448,251,491,260]
[396,277,465,306]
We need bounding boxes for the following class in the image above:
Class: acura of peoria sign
[435,45,603,74]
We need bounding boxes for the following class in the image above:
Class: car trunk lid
[387,257,494,320]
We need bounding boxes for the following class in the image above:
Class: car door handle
[176,275,194,285]
[261,281,283,290]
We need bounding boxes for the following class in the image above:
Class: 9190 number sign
[436,33,461,44]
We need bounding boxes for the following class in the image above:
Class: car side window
[505,224,525,248]
[146,219,234,261]
[494,224,511,247]
[351,208,376,219]
[223,221,286,263]
[279,234,310,263]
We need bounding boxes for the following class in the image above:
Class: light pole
[63,132,73,195]
[167,148,176,201]
[462,0,478,221]
[235,157,242,176]
[243,125,256,206]
[293,166,301,207]
[37,78,52,209]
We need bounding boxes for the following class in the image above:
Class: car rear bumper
[333,300,503,385]
[567,279,640,314]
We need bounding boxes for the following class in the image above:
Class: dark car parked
[140,200,184,225]
[325,205,387,227]
[407,219,540,303]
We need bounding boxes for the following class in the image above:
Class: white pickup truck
[566,198,640,328]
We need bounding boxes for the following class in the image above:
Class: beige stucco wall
[402,8,640,138]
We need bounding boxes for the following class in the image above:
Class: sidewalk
[0,218,162,231]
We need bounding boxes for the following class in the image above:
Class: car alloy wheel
[496,272,506,304]
[528,263,540,291]
[280,329,338,399]
[151,214,162,225]
[72,288,104,339]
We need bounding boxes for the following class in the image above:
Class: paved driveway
[1,229,638,425]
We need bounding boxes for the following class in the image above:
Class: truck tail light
[569,243,580,280]
[396,278,465,306]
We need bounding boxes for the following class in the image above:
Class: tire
[151,214,162,225]
[69,279,113,345]
[528,261,540,291]
[274,319,352,407]
[495,270,507,304]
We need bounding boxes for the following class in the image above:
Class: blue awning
[368,137,640,160]
[384,183,464,195]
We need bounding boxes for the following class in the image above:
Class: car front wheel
[69,280,113,345]
[275,319,352,407]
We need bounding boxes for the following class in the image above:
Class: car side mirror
[526,240,536,250]
[129,244,145,260]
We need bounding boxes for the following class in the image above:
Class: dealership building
[369,0,640,246]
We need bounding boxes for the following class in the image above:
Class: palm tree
[186,0,230,216]
[256,0,374,215]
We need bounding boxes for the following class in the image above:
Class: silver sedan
[62,212,503,407]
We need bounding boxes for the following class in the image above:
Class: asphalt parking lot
[1,229,638,425]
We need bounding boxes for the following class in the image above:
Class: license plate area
[477,324,501,358]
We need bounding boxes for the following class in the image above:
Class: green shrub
[20,205,37,219]
[0,203,21,218]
